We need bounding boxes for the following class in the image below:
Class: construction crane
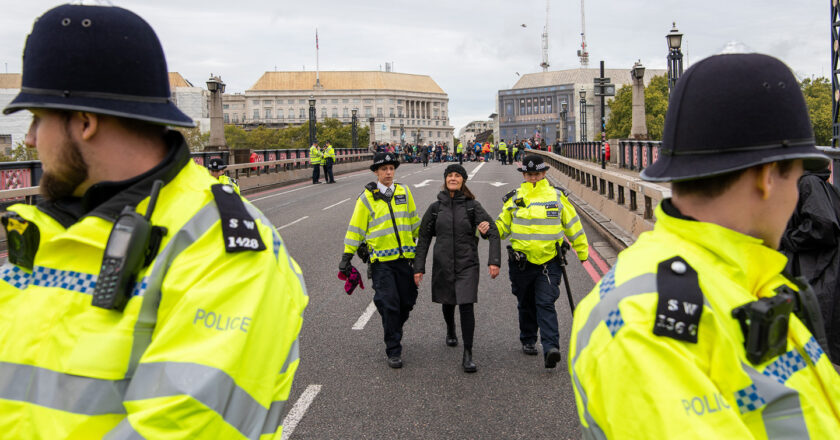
[577,0,589,67]
[540,0,550,71]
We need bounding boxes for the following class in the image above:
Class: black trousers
[442,304,475,349]
[509,259,563,353]
[312,164,321,183]
[500,152,507,165]
[323,161,334,183]
[372,259,418,357]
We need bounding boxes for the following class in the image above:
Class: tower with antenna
[540,0,550,71]
[577,0,589,67]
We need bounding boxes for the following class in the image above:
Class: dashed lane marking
[468,162,485,180]
[281,384,322,440]
[322,198,350,211]
[277,216,309,230]
[251,185,311,202]
[352,301,377,330]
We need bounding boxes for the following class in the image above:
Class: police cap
[207,158,227,171]
[642,53,829,182]
[370,152,400,171]
[3,5,194,127]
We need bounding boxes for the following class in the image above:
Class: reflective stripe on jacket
[0,140,308,439]
[309,146,322,165]
[495,179,588,264]
[569,201,840,439]
[499,142,507,152]
[323,146,336,161]
[344,183,420,263]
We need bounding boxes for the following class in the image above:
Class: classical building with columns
[226,71,454,145]
[497,67,664,145]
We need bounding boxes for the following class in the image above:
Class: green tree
[605,75,669,141]
[11,141,38,161]
[172,122,208,151]
[800,77,832,146]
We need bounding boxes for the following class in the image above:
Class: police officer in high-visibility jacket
[0,5,308,438]
[323,141,336,184]
[569,54,840,438]
[340,152,420,368]
[496,155,588,368]
[207,157,240,194]
[310,142,323,184]
[457,142,464,164]
[498,140,508,165]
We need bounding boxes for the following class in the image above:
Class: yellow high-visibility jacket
[218,174,240,195]
[0,134,308,439]
[499,142,508,152]
[323,145,336,163]
[309,145,322,165]
[344,182,420,263]
[569,201,840,439]
[457,143,463,153]
[496,179,588,264]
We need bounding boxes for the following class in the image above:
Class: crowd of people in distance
[372,137,556,166]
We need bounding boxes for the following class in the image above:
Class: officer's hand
[477,221,490,235]
[339,253,354,274]
[414,273,423,286]
[488,265,500,279]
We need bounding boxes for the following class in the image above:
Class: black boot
[462,348,477,373]
[446,325,458,347]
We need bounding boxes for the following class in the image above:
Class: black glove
[339,253,354,275]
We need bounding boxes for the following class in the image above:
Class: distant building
[0,74,30,155]
[458,120,493,145]
[169,72,210,132]
[228,71,454,145]
[497,67,665,144]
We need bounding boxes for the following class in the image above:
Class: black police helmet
[370,152,400,171]
[517,155,550,173]
[642,53,829,182]
[3,5,195,128]
[207,158,227,171]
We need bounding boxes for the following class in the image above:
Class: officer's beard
[39,136,89,201]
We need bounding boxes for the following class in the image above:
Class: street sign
[594,84,616,97]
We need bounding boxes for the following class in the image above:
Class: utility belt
[507,241,569,271]
[358,242,412,277]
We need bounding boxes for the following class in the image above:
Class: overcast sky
[0,0,830,132]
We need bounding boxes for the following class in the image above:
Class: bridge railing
[556,142,603,162]
[617,140,662,171]
[0,148,372,205]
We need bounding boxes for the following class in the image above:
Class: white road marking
[277,216,309,230]
[413,179,437,188]
[281,384,322,440]
[322,198,350,210]
[251,185,311,202]
[352,301,377,330]
[471,180,508,187]
[468,162,485,179]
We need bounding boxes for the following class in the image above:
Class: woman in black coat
[413,164,501,372]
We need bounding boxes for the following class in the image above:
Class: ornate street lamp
[308,95,317,146]
[400,123,405,147]
[206,74,226,151]
[579,88,587,142]
[667,22,684,95]
[351,108,358,149]
[368,117,376,150]
[558,100,568,144]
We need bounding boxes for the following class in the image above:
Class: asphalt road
[246,160,618,440]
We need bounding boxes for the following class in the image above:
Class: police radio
[91,180,164,311]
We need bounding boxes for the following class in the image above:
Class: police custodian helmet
[207,158,227,171]
[3,4,194,127]
[641,53,829,182]
[370,152,400,171]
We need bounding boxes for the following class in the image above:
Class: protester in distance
[780,163,840,363]
[569,53,840,438]
[0,4,307,437]
[414,164,501,373]
[496,155,588,368]
[340,153,420,369]
[207,157,240,194]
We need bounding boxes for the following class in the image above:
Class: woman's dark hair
[441,181,475,200]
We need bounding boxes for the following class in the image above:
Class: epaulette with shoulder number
[553,185,569,197]
[211,184,266,253]
[364,182,378,193]
[653,256,703,343]
[502,189,518,203]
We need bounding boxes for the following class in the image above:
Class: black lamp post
[368,117,375,149]
[558,100,568,144]
[308,95,317,146]
[667,22,684,96]
[579,88,587,142]
[351,109,358,149]
[400,123,405,147]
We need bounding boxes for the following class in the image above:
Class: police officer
[569,54,840,438]
[340,152,420,368]
[498,139,508,165]
[0,5,308,438]
[496,155,588,368]
[457,141,464,164]
[310,141,323,184]
[207,157,240,194]
[322,140,336,183]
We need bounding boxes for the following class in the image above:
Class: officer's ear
[74,112,100,142]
